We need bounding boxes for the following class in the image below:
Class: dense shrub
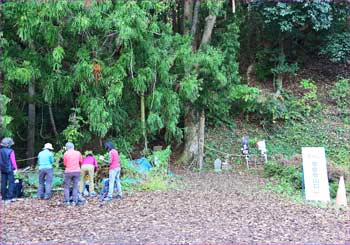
[264,162,303,193]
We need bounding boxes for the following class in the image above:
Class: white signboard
[302,147,330,202]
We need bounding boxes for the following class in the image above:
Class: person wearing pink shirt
[79,151,98,197]
[100,141,122,201]
[0,137,18,202]
[63,142,83,205]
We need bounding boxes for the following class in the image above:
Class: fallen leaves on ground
[1,170,349,244]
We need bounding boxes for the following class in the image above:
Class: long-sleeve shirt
[63,149,83,173]
[82,155,98,169]
[10,151,17,170]
[109,149,120,170]
[38,149,54,170]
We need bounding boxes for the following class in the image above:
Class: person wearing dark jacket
[0,137,18,202]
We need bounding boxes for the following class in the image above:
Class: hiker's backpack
[0,148,14,173]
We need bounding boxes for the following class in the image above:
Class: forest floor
[1,169,349,245]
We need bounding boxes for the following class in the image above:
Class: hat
[43,143,54,150]
[104,141,114,150]
[65,142,74,150]
[84,150,93,156]
[0,137,14,147]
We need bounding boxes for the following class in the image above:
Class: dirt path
[1,170,349,244]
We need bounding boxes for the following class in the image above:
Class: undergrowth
[205,78,350,204]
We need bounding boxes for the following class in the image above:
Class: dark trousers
[64,172,80,202]
[37,168,53,199]
[1,171,14,200]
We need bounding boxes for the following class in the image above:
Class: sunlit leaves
[72,13,91,33]
[52,46,65,71]
[107,82,123,105]
[204,0,226,16]
[6,61,39,84]
[231,85,260,102]
[147,112,164,133]
[74,60,94,82]
[305,1,332,31]
[85,97,112,137]
[180,74,200,102]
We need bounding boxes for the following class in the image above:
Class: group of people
[0,137,122,205]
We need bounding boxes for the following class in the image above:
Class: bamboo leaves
[52,46,65,72]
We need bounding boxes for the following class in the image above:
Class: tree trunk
[172,3,178,33]
[275,39,284,96]
[275,76,283,96]
[27,80,36,165]
[183,108,199,165]
[246,63,255,85]
[190,0,201,50]
[182,10,217,169]
[198,110,205,169]
[200,15,217,46]
[195,14,217,169]
[48,105,58,137]
[183,0,194,34]
[141,94,148,152]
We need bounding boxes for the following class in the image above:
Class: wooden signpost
[302,147,330,202]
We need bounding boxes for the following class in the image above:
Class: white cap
[43,143,54,150]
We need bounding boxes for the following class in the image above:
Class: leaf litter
[1,170,349,244]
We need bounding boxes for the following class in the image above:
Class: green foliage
[119,153,139,179]
[271,54,298,79]
[268,117,350,166]
[264,161,284,177]
[257,1,333,33]
[53,148,65,169]
[0,95,13,137]
[321,32,350,63]
[204,0,226,16]
[298,79,321,117]
[261,3,305,33]
[2,0,349,171]
[21,168,64,195]
[255,93,288,123]
[62,108,90,147]
[329,181,338,199]
[264,161,302,194]
[254,50,273,81]
[330,78,350,121]
[236,78,321,125]
[0,0,241,155]
[147,146,171,175]
[137,175,168,191]
[52,46,65,72]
